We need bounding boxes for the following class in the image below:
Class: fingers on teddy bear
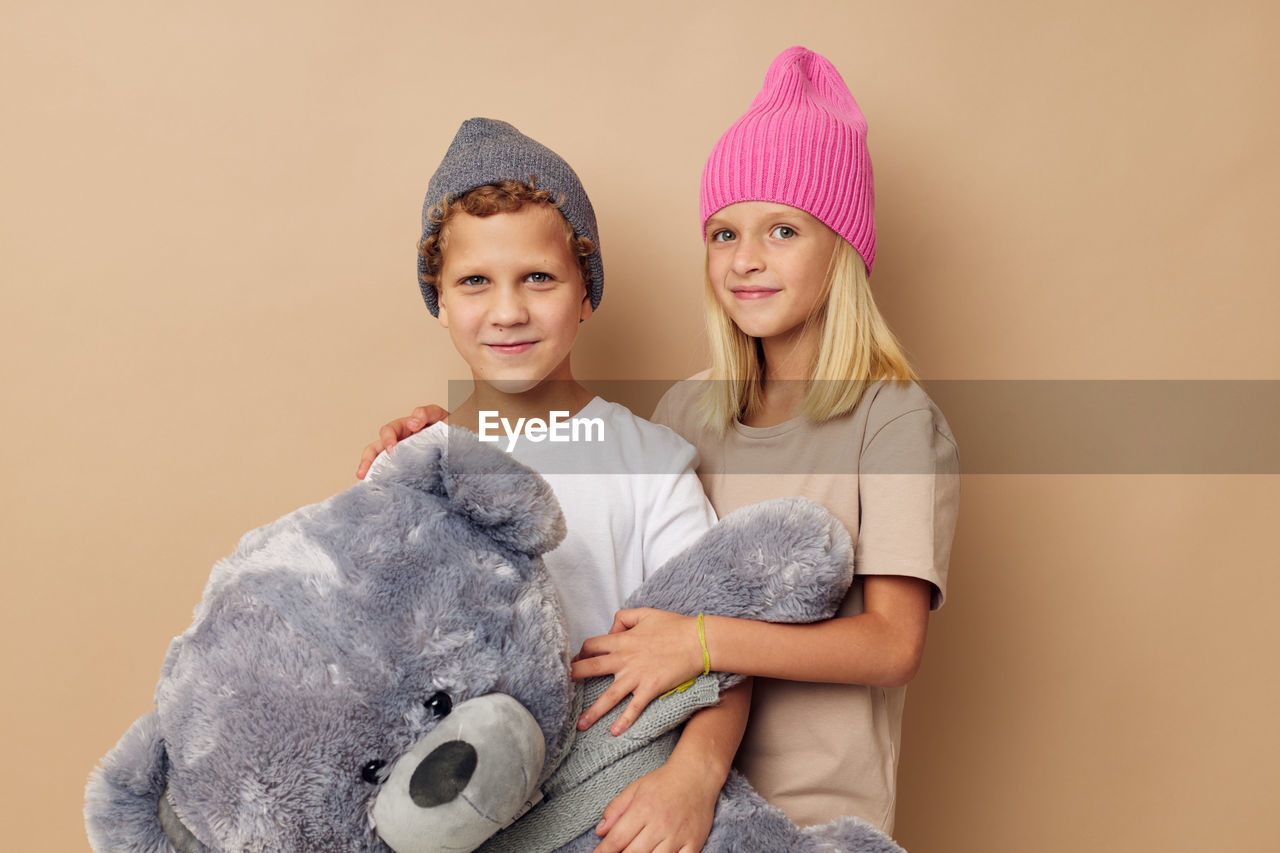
[86,428,903,853]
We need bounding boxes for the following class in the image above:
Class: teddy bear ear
[374,427,567,558]
[438,430,567,557]
[86,711,206,853]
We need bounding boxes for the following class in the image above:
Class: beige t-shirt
[651,377,960,832]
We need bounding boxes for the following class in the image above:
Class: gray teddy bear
[86,428,903,853]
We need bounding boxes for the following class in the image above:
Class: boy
[363,117,742,853]
[365,118,717,656]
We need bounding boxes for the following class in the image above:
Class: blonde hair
[699,238,916,430]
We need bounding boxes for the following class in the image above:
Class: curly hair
[418,179,596,294]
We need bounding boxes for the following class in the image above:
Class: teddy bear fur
[86,427,904,853]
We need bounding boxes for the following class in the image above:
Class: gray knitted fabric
[418,117,604,316]
[477,675,721,853]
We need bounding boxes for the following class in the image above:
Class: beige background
[4,1,1278,850]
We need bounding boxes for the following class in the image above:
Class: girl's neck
[758,322,819,382]
[741,382,804,428]
[744,327,820,428]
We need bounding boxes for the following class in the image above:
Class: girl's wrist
[700,613,733,675]
[664,613,709,696]
[691,612,710,677]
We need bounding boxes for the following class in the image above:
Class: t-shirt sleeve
[649,382,688,434]
[855,407,960,609]
[644,382,717,576]
[637,435,718,580]
[650,386,675,428]
[650,374,711,438]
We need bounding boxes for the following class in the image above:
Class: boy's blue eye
[463,276,488,286]
[526,272,551,283]
[771,225,796,239]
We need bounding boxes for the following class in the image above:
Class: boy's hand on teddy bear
[571,608,705,735]
[356,404,447,479]
[591,759,717,853]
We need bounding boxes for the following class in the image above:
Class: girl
[572,46,960,835]
[363,46,959,844]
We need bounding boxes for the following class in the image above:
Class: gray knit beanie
[418,118,604,316]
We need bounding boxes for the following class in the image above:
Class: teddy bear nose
[408,740,478,807]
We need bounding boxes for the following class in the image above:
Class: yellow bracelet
[661,612,711,698]
[696,611,711,675]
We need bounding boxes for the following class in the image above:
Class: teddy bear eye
[425,692,453,718]
[360,759,386,785]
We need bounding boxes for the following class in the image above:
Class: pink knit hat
[701,46,876,273]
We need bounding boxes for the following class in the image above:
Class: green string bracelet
[660,612,711,698]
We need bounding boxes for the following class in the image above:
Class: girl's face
[704,201,839,343]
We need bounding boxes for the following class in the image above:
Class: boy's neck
[448,379,596,433]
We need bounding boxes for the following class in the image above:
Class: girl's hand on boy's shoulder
[355,404,447,479]
[591,759,716,853]
[570,608,704,735]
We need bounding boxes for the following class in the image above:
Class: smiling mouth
[730,288,779,300]
[485,342,536,354]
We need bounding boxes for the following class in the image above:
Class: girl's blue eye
[771,225,796,239]
[711,229,736,243]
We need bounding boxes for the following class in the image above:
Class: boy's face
[436,205,592,394]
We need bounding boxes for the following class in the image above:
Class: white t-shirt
[370,397,717,652]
